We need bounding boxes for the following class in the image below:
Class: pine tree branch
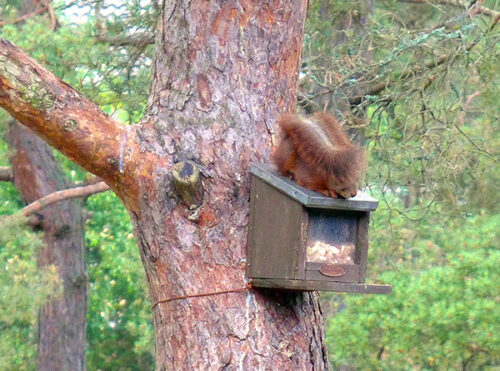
[347,20,498,105]
[94,0,154,47]
[0,38,132,187]
[347,51,452,104]
[2,182,110,226]
[400,0,499,19]
[0,6,49,27]
[96,32,155,47]
[305,4,499,109]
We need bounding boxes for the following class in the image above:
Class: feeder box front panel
[304,209,370,283]
[247,163,391,294]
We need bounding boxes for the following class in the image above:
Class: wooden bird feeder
[246,163,392,294]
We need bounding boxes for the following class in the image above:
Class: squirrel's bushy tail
[278,113,365,181]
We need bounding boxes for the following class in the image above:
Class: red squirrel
[272,112,366,199]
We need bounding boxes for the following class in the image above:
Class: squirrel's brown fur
[272,112,366,199]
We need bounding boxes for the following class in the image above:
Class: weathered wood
[251,278,392,294]
[248,162,391,296]
[251,163,379,211]
[247,177,304,280]
[356,213,370,282]
[305,262,360,283]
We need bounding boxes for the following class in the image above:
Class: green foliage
[0,186,62,370]
[85,191,154,370]
[306,2,499,368]
[304,0,500,214]
[0,0,498,369]
[0,146,153,370]
[1,1,155,368]
[326,211,500,369]
[0,1,155,124]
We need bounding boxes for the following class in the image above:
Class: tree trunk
[6,122,86,371]
[136,2,328,369]
[0,1,331,369]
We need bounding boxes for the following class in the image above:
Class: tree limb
[96,32,155,47]
[3,181,110,225]
[347,23,498,105]
[304,6,499,110]
[400,0,499,19]
[347,52,452,104]
[0,166,12,181]
[46,1,58,31]
[0,6,49,27]
[0,38,130,187]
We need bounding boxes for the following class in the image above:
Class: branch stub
[172,161,203,208]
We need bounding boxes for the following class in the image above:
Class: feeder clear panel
[306,210,358,264]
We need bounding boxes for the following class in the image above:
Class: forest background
[0,0,498,369]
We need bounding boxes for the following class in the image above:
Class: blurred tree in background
[0,181,61,369]
[303,0,499,215]
[0,0,498,369]
[0,0,155,369]
[302,0,499,369]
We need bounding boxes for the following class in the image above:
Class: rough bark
[0,1,331,369]
[137,1,328,369]
[0,38,157,210]
[6,122,87,371]
[0,39,132,189]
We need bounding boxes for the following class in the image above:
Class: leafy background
[0,0,498,369]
